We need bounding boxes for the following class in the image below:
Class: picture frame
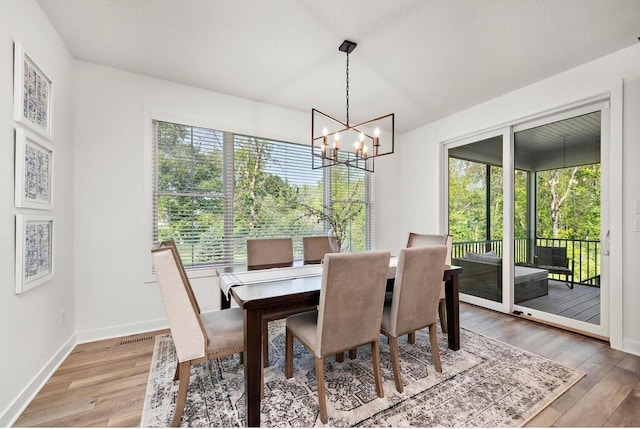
[15,215,55,294]
[15,128,54,209]
[13,41,53,140]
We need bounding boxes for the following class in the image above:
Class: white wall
[0,1,75,425]
[72,62,312,340]
[387,44,640,355]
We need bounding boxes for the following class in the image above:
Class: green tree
[156,122,225,263]
[448,158,484,242]
[536,164,600,240]
[233,137,321,239]
[156,123,370,265]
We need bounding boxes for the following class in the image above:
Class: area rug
[141,321,584,427]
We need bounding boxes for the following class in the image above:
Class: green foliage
[448,158,504,242]
[449,156,602,280]
[155,123,225,263]
[536,165,600,240]
[514,170,528,239]
[154,122,368,266]
[449,156,600,242]
[448,159,484,242]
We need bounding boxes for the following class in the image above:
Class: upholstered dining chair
[381,245,448,393]
[406,232,452,337]
[302,235,337,264]
[246,237,294,270]
[246,237,311,368]
[285,250,391,424]
[152,242,244,427]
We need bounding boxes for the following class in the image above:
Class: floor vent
[118,336,154,346]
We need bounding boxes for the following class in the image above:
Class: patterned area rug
[141,321,583,427]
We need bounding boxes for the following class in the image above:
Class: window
[153,120,373,267]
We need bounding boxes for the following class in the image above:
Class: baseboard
[75,317,169,344]
[0,333,76,427]
[623,338,640,357]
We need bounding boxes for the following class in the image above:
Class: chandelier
[311,40,395,173]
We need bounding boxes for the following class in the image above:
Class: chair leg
[371,341,384,398]
[348,348,357,359]
[262,319,270,368]
[315,357,328,424]
[428,324,442,373]
[407,332,416,344]
[388,336,403,393]
[335,352,344,362]
[172,361,191,427]
[173,363,180,382]
[285,328,293,379]
[568,273,574,289]
[438,299,448,334]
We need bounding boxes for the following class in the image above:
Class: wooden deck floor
[518,279,601,325]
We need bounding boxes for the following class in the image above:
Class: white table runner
[219,265,324,299]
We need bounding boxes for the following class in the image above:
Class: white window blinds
[153,120,373,267]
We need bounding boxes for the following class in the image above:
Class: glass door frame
[442,84,622,344]
[442,127,512,315]
[511,101,609,339]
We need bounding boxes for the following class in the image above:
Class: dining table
[216,258,462,427]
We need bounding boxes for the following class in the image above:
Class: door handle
[603,230,610,255]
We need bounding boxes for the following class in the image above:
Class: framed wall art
[13,41,53,139]
[15,215,55,294]
[15,127,54,209]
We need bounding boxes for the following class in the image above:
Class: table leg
[220,289,230,310]
[244,308,263,427]
[444,272,460,351]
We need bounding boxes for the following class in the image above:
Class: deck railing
[452,238,601,286]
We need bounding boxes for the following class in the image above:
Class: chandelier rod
[345,49,350,127]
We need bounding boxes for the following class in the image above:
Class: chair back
[316,250,391,357]
[388,245,448,336]
[302,236,337,264]
[159,239,200,314]
[152,243,207,363]
[536,245,569,268]
[246,237,294,270]
[406,232,452,265]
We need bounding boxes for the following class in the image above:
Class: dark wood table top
[217,262,462,308]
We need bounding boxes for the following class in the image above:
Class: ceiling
[37,0,640,134]
[450,111,601,171]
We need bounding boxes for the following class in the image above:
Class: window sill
[145,265,219,284]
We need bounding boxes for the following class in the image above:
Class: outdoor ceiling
[449,111,601,172]
[37,0,640,134]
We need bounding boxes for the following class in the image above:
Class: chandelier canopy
[311,40,395,173]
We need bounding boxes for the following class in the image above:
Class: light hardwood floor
[14,304,640,427]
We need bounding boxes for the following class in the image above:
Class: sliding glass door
[445,102,611,339]
[512,107,608,337]
[447,131,507,313]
